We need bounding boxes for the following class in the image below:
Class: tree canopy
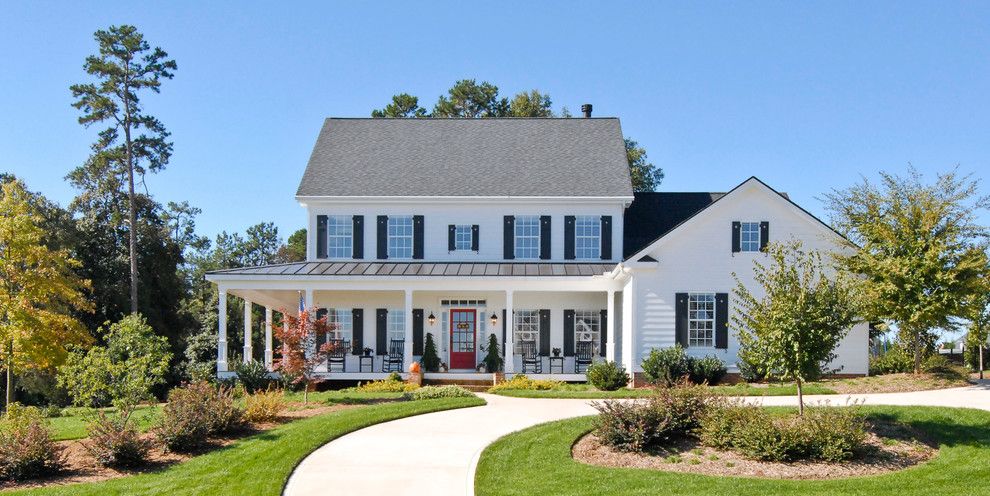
[825,167,990,372]
[732,241,861,414]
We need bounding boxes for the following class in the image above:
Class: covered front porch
[205,262,624,382]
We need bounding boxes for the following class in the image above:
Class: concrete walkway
[283,384,990,496]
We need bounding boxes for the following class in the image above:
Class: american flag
[298,292,305,313]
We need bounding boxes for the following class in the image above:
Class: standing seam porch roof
[295,118,634,198]
[207,262,616,277]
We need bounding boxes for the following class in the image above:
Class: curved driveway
[283,383,990,496]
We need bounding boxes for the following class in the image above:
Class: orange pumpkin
[409,361,421,374]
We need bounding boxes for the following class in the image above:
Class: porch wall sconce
[490,313,498,327]
[427,312,436,326]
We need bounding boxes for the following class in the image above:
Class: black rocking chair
[520,340,542,373]
[326,338,349,372]
[574,341,594,373]
[381,339,404,373]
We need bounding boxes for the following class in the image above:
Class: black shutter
[601,216,613,260]
[540,215,552,260]
[675,293,689,347]
[316,215,328,259]
[413,215,424,259]
[352,216,364,259]
[759,221,769,252]
[471,225,480,251]
[564,215,576,260]
[351,309,364,354]
[563,309,575,356]
[501,309,507,355]
[377,216,388,260]
[376,309,388,355]
[503,216,515,259]
[731,221,741,253]
[715,293,729,349]
[412,309,424,355]
[448,225,456,252]
[600,309,608,357]
[315,308,328,346]
[539,309,551,356]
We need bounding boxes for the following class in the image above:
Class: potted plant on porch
[480,334,504,383]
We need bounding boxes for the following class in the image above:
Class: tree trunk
[5,341,13,409]
[913,341,923,374]
[980,345,985,381]
[796,378,804,416]
[122,64,139,315]
[303,381,309,404]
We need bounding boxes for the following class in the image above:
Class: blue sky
[1,1,988,241]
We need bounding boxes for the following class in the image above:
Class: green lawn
[20,396,484,496]
[491,382,836,399]
[475,406,990,496]
[47,405,161,441]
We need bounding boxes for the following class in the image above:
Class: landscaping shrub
[869,346,913,375]
[155,382,244,452]
[421,333,441,372]
[921,354,954,374]
[641,345,691,386]
[84,408,151,468]
[243,389,286,423]
[487,374,562,392]
[234,360,272,394]
[480,334,503,372]
[585,361,629,391]
[403,385,475,400]
[593,384,716,452]
[0,404,63,480]
[354,374,418,393]
[699,402,866,462]
[736,356,768,382]
[689,355,727,385]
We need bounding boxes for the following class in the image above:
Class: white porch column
[243,299,253,363]
[304,288,314,313]
[217,288,228,373]
[606,289,616,362]
[504,290,514,374]
[621,278,637,387]
[264,307,273,370]
[403,289,413,370]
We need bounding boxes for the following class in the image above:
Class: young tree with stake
[732,240,861,415]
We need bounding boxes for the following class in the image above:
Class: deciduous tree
[825,167,990,373]
[70,24,177,314]
[732,241,861,414]
[273,308,336,403]
[0,181,92,407]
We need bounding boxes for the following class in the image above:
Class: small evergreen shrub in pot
[641,345,691,386]
[403,385,475,400]
[689,355,727,385]
[0,404,63,481]
[84,407,151,468]
[585,361,629,391]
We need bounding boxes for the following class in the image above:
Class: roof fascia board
[297,195,634,206]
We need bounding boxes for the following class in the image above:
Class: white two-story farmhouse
[206,115,869,383]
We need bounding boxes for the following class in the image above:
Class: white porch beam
[403,289,413,370]
[264,307,273,370]
[243,299,253,363]
[606,289,616,362]
[504,290,514,374]
[217,288,228,373]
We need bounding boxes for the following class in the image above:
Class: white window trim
[514,216,541,260]
[574,216,601,260]
[388,215,414,260]
[326,215,353,259]
[387,309,405,343]
[454,224,473,251]
[512,309,540,354]
[740,221,761,252]
[326,308,353,342]
[687,292,716,348]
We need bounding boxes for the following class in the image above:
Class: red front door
[450,309,477,370]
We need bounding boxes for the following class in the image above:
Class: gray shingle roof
[295,118,634,198]
[208,262,616,277]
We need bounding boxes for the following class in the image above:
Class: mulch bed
[0,403,360,491]
[573,420,936,480]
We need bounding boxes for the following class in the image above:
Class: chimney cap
[580,103,593,118]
